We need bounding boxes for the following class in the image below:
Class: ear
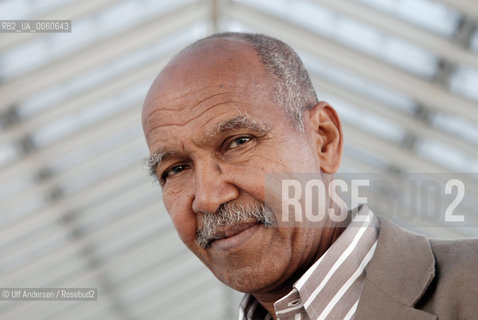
[305,101,343,174]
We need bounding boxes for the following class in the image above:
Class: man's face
[142,39,336,294]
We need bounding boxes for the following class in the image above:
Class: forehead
[143,84,281,154]
[144,39,271,110]
[142,39,284,146]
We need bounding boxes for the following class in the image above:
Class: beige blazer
[354,218,478,320]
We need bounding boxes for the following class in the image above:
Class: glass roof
[417,139,478,171]
[432,112,478,147]
[301,52,418,114]
[0,0,195,80]
[17,22,206,118]
[326,94,406,143]
[48,124,140,175]
[449,66,478,102]
[0,142,17,167]
[0,0,76,20]
[471,28,478,53]
[236,0,439,78]
[356,0,460,37]
[31,81,149,148]
[0,1,477,319]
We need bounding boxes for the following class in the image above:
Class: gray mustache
[196,202,275,248]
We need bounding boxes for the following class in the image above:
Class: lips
[210,221,258,241]
[207,221,260,249]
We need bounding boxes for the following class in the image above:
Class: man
[142,32,478,319]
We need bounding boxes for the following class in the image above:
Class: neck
[253,206,350,319]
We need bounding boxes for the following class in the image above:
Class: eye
[161,164,189,183]
[228,136,252,149]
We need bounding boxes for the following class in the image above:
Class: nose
[191,158,239,214]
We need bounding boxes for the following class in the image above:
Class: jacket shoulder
[417,238,478,318]
[430,238,478,267]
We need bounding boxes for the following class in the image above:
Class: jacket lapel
[354,217,437,320]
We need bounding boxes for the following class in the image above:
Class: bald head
[143,33,318,131]
[146,36,266,102]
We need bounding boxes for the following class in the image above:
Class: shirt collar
[239,206,379,320]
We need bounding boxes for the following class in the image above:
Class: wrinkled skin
[142,38,343,316]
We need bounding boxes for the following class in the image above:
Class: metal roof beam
[438,0,478,22]
[310,76,478,157]
[0,0,119,51]
[314,0,478,70]
[223,2,478,123]
[0,54,170,146]
[0,1,207,112]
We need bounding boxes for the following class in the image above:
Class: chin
[213,262,289,294]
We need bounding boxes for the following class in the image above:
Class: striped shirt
[239,206,378,320]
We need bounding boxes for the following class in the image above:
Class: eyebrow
[208,114,271,137]
[145,114,271,178]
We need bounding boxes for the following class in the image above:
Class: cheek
[278,147,319,174]
[164,193,198,249]
[171,213,197,248]
[230,159,268,201]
